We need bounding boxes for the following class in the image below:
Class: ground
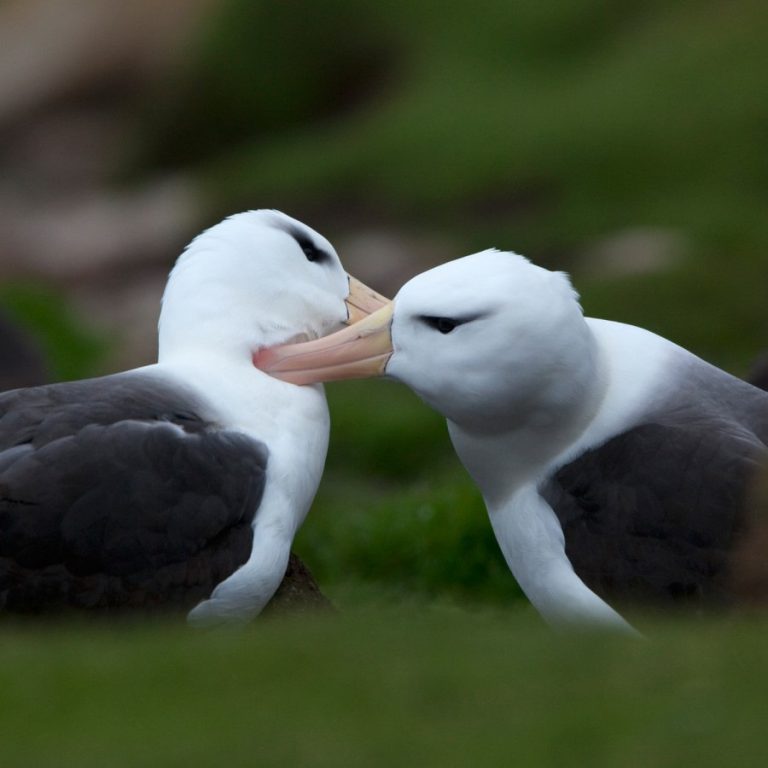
[2,608,767,767]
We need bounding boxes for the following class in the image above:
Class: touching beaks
[254,303,395,386]
[345,276,390,324]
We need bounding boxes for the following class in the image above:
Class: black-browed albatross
[256,249,768,632]
[0,210,387,623]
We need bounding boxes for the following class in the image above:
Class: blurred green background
[1,1,767,763]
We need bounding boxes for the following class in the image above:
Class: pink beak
[254,303,395,386]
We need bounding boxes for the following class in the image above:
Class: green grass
[0,284,106,382]
[1,611,768,767]
[295,379,525,607]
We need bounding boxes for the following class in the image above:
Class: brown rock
[729,462,768,605]
[265,554,334,615]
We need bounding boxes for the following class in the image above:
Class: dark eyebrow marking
[271,219,332,264]
[419,312,487,328]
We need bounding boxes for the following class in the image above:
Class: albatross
[256,249,768,632]
[0,210,387,623]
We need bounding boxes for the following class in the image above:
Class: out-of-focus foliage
[581,251,768,373]
[140,0,767,254]
[3,613,768,766]
[296,380,517,606]
[0,285,105,382]
[137,0,395,169]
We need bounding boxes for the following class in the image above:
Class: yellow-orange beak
[254,303,395,386]
[345,275,390,324]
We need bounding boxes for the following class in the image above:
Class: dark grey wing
[543,421,764,607]
[542,365,768,609]
[0,374,267,614]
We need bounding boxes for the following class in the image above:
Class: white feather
[148,210,347,623]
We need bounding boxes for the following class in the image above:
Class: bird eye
[287,228,329,264]
[422,316,458,334]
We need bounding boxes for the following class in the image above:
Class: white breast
[144,357,330,623]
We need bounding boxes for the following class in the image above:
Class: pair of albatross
[258,249,768,632]
[3,211,766,632]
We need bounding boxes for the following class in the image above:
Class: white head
[255,249,601,436]
[158,210,385,363]
[385,250,595,431]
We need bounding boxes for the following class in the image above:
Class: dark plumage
[543,358,768,610]
[0,374,267,614]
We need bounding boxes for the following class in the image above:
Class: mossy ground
[2,610,768,767]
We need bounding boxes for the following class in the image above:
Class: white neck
[488,486,636,632]
[447,321,608,505]
[157,273,257,364]
[147,352,331,625]
[446,320,643,633]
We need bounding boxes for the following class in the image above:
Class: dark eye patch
[301,241,323,262]
[421,316,459,334]
[289,228,331,264]
[267,216,334,265]
[420,314,483,334]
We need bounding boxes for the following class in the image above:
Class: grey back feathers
[0,374,268,614]
[542,357,768,608]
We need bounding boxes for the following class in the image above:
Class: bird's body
[449,318,768,626]
[257,250,768,631]
[543,321,767,609]
[0,210,386,622]
[0,360,326,620]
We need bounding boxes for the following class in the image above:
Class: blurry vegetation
[582,252,768,373]
[0,284,106,381]
[153,0,768,251]
[297,380,524,606]
[136,0,396,169]
[3,612,768,766]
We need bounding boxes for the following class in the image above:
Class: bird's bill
[345,275,390,324]
[254,303,395,386]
